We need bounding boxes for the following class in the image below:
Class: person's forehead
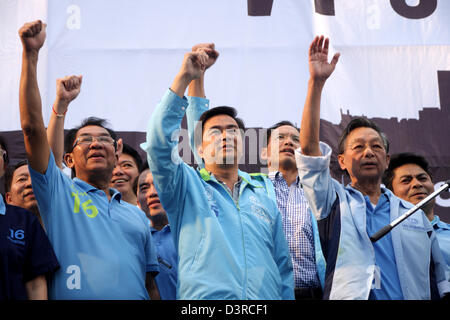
[347,127,383,143]
[119,154,137,165]
[271,125,298,137]
[13,164,30,178]
[393,163,428,179]
[138,169,152,184]
[204,114,238,129]
[76,125,111,137]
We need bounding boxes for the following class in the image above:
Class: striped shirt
[269,171,320,288]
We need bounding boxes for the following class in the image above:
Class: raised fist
[180,51,209,81]
[56,75,83,104]
[191,43,219,70]
[18,20,47,53]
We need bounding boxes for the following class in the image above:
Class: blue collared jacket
[142,89,294,300]
[295,142,450,300]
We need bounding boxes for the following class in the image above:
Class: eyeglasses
[72,135,115,149]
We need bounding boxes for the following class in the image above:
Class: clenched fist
[53,75,83,115]
[191,43,219,70]
[18,20,47,53]
[56,75,83,104]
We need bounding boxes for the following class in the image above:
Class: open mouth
[221,144,234,150]
[148,198,161,208]
[280,148,295,155]
[88,152,105,160]
[112,178,128,185]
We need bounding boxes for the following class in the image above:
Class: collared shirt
[0,195,59,299]
[151,224,178,300]
[268,171,320,288]
[363,191,403,300]
[431,215,450,266]
[216,176,242,206]
[28,151,159,300]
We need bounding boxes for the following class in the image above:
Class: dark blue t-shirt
[0,196,59,300]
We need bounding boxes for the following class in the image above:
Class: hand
[191,43,219,70]
[56,75,82,103]
[54,75,82,114]
[179,51,209,82]
[18,20,47,53]
[309,36,340,82]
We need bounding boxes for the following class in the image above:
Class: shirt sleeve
[23,214,60,282]
[141,89,200,241]
[295,141,338,221]
[28,151,63,222]
[186,95,209,167]
[145,221,160,277]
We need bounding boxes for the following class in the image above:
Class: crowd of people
[1,20,449,300]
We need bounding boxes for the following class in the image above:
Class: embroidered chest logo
[248,195,273,226]
[7,228,25,245]
[70,185,99,218]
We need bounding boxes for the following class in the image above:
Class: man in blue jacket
[296,35,449,300]
[142,44,294,300]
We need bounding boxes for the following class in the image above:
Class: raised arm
[186,43,219,165]
[170,50,208,98]
[47,75,82,168]
[143,49,208,219]
[18,20,49,174]
[187,43,219,98]
[300,36,339,156]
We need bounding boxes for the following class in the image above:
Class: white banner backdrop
[1,0,449,131]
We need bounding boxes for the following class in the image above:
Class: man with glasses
[18,20,160,299]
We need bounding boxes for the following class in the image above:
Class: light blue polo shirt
[151,224,178,300]
[29,151,159,300]
[365,192,403,300]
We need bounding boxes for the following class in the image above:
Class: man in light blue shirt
[384,152,450,268]
[137,167,178,300]
[18,20,159,300]
[142,43,294,299]
[296,35,449,299]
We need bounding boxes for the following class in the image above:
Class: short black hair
[121,143,143,173]
[193,106,245,147]
[265,120,298,146]
[0,135,9,165]
[383,152,432,190]
[64,117,118,154]
[4,159,28,193]
[338,117,389,154]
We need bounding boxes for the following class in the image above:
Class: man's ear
[337,154,346,170]
[64,153,75,169]
[197,144,203,158]
[260,147,268,161]
[4,192,12,204]
[116,138,123,159]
